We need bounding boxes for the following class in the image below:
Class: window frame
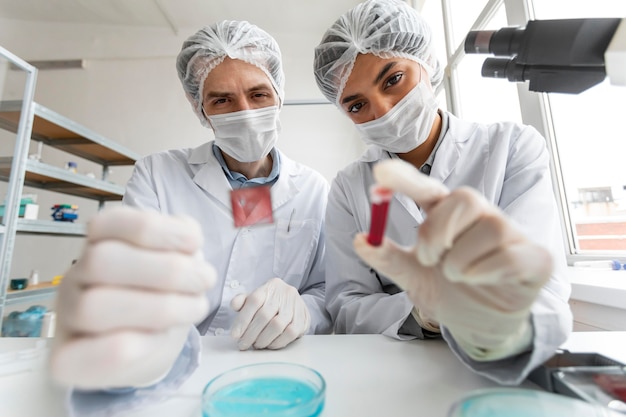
[436,0,625,263]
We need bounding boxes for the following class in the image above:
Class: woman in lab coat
[314,0,572,385]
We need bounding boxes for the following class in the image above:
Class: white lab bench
[0,332,625,417]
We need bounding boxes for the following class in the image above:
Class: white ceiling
[0,0,365,36]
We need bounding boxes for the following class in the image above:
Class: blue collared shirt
[212,143,280,189]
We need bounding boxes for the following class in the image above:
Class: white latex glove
[49,206,216,389]
[354,159,552,360]
[230,278,310,350]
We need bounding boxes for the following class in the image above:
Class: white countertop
[568,267,626,309]
[1,332,625,417]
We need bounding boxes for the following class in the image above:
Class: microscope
[464,18,626,93]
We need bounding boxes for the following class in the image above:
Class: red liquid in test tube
[367,185,393,246]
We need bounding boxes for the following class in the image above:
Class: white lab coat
[123,141,332,335]
[325,111,573,384]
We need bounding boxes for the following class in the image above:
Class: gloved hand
[230,278,310,350]
[49,206,216,389]
[354,159,552,361]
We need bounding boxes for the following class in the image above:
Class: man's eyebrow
[205,83,273,99]
[341,62,399,106]
[205,90,232,98]
[247,83,273,92]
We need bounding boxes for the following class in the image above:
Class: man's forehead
[214,57,266,74]
[204,58,273,90]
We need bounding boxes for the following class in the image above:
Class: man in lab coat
[314,0,572,385]
[48,20,331,412]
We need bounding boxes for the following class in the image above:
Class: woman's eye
[348,102,364,113]
[385,73,403,88]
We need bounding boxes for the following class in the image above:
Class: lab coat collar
[269,151,301,212]
[347,149,419,220]
[187,141,300,212]
[188,141,215,164]
[428,111,464,185]
[188,142,232,209]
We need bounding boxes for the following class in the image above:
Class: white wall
[0,18,364,291]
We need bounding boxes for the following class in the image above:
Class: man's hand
[230,278,310,350]
[49,206,216,389]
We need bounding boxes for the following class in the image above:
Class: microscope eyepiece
[465,28,525,56]
[481,58,525,82]
[464,30,495,54]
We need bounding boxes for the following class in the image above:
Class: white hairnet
[176,20,285,127]
[313,0,443,106]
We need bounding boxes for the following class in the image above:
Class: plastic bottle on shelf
[65,161,77,173]
[28,269,39,286]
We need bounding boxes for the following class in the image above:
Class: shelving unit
[6,283,58,306]
[0,157,126,201]
[15,219,86,236]
[0,100,137,166]
[0,46,141,333]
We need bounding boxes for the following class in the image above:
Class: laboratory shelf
[16,219,86,236]
[0,48,138,334]
[0,157,125,200]
[5,283,58,306]
[0,100,141,166]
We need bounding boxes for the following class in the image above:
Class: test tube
[573,260,623,270]
[367,185,393,246]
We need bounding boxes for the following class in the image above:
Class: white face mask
[206,106,281,162]
[354,81,438,153]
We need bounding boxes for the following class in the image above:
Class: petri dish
[202,362,325,417]
[447,388,621,417]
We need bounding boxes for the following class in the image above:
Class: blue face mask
[207,106,281,162]
[354,81,438,153]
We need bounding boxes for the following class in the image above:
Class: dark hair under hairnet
[314,0,443,106]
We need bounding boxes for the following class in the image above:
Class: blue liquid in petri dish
[449,389,610,417]
[204,377,324,417]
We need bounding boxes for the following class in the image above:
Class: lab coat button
[215,328,225,336]
[230,280,240,289]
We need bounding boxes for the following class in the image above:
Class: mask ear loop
[201,104,215,131]
[418,64,435,94]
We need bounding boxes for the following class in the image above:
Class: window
[436,0,626,258]
[532,0,626,254]
[446,0,490,52]
[421,0,448,112]
[422,0,522,123]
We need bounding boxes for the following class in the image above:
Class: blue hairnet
[313,0,443,106]
[176,20,285,127]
